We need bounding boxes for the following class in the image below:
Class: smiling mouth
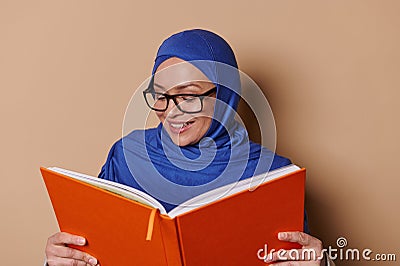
[168,120,195,134]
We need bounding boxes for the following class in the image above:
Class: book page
[48,167,167,215]
[167,164,300,218]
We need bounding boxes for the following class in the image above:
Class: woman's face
[153,57,216,146]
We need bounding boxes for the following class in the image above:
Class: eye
[180,96,196,102]
[155,94,166,101]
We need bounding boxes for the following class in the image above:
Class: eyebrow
[153,82,204,92]
[153,83,166,91]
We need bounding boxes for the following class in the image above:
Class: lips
[167,120,195,134]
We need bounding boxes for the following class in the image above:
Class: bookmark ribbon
[146,208,157,241]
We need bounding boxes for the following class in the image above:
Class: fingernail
[89,258,97,265]
[78,237,86,245]
[278,232,286,240]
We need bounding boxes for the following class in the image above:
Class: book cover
[41,167,305,265]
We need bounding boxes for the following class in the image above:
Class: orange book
[41,165,305,265]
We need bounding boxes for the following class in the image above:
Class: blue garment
[99,132,291,211]
[98,29,309,232]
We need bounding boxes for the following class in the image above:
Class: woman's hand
[266,231,325,265]
[46,232,99,266]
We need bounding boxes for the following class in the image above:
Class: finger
[278,231,312,246]
[46,244,98,266]
[55,246,97,265]
[269,262,301,266]
[54,245,98,264]
[49,232,86,246]
[46,232,99,266]
[47,257,90,266]
[266,248,317,262]
[269,261,318,266]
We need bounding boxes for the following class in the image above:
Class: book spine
[159,216,183,266]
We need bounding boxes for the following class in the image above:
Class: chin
[172,137,195,147]
[163,124,201,147]
[170,132,200,147]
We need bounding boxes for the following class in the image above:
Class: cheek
[203,99,216,116]
[206,117,212,127]
[198,117,212,132]
[155,111,165,121]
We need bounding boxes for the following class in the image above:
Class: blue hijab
[99,29,292,211]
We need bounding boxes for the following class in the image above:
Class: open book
[41,165,305,265]
[47,165,301,218]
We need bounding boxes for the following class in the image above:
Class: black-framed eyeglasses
[143,84,216,114]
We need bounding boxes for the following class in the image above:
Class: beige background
[1,1,399,265]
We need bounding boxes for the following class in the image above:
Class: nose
[165,98,183,118]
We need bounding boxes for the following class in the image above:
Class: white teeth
[171,123,184,128]
[170,122,191,128]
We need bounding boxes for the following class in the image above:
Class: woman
[45,29,328,266]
